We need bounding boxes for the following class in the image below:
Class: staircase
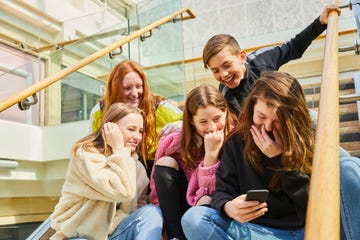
[302,77,360,157]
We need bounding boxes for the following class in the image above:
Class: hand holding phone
[245,189,269,202]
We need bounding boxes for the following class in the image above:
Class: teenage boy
[202,5,341,115]
[202,5,360,240]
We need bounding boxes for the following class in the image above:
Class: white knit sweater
[50,147,149,240]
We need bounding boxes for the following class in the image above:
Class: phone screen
[246,189,269,202]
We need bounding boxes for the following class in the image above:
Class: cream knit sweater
[50,147,149,240]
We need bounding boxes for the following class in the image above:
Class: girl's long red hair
[102,60,156,163]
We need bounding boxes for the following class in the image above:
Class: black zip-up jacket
[220,17,326,115]
[211,134,310,229]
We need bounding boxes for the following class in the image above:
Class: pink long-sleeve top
[149,130,220,206]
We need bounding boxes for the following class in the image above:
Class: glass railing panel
[58,0,187,124]
[131,0,186,101]
[144,64,185,102]
[27,5,128,52]
[54,15,138,124]
[60,7,127,42]
[0,6,131,126]
[1,0,189,125]
[0,21,129,125]
[0,43,44,125]
[135,0,183,64]
[52,19,131,75]
[60,68,104,124]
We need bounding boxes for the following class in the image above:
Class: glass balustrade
[0,5,128,126]
[0,43,44,125]
[50,18,131,124]
[135,0,186,102]
[0,0,188,125]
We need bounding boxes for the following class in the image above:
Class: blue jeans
[339,146,351,158]
[351,0,360,40]
[70,205,163,240]
[340,156,360,240]
[181,206,304,240]
[108,204,163,240]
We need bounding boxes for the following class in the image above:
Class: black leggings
[153,165,190,240]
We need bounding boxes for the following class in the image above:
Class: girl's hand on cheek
[104,122,124,151]
[250,125,282,158]
[204,129,224,166]
[204,129,224,152]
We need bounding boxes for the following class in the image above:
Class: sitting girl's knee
[155,156,179,169]
[143,205,162,218]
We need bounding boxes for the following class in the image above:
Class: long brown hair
[101,60,157,163]
[233,71,313,190]
[73,102,146,160]
[181,84,235,169]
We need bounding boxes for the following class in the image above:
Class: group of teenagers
[49,5,360,240]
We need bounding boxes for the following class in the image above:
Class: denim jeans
[70,204,163,240]
[108,204,163,240]
[351,0,360,40]
[340,156,360,240]
[181,206,304,240]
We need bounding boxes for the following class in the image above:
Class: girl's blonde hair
[73,102,146,159]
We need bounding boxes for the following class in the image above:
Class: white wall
[0,119,88,162]
[42,120,89,161]
[181,0,356,59]
[0,120,88,196]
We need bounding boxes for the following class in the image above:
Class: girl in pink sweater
[149,84,235,240]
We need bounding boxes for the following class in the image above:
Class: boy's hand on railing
[319,5,341,25]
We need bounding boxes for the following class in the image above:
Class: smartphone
[246,189,269,202]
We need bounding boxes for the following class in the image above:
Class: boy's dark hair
[202,34,242,69]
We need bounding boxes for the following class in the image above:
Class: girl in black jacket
[182,71,313,240]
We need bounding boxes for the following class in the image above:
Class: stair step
[298,103,357,111]
[308,103,358,115]
[340,132,360,143]
[340,120,360,134]
[302,78,354,90]
[305,89,355,103]
[303,77,360,156]
[340,112,359,122]
[341,142,360,157]
[339,103,358,114]
[349,150,360,157]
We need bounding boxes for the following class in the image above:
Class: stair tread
[340,120,360,133]
[301,78,354,89]
[340,141,360,153]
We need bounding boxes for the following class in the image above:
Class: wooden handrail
[0,7,196,112]
[35,39,80,52]
[305,1,340,239]
[137,29,357,72]
[96,28,357,81]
